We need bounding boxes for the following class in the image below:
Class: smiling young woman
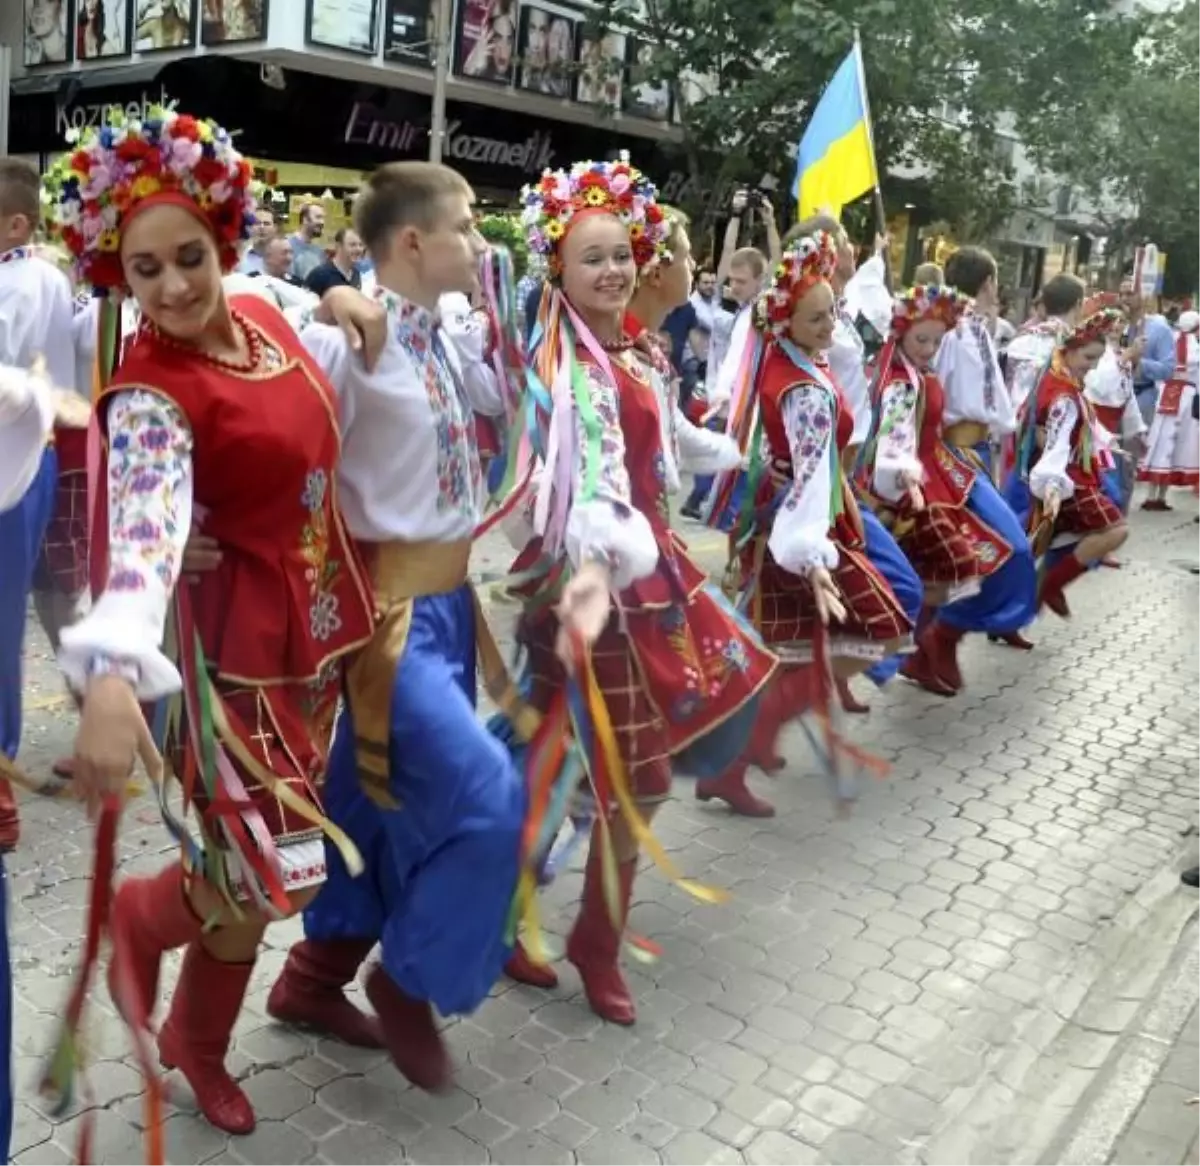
[46,106,383,1138]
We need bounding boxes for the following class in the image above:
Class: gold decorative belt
[368,538,472,608]
[943,421,989,448]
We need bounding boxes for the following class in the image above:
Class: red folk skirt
[1056,483,1122,536]
[741,510,911,662]
[513,530,777,799]
[36,426,90,597]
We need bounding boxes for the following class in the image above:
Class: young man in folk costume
[0,158,78,851]
[1003,273,1087,423]
[1138,310,1199,509]
[930,246,1038,662]
[496,157,775,1021]
[699,234,912,817]
[1016,308,1130,613]
[265,162,527,1092]
[49,107,386,1137]
[857,285,1020,698]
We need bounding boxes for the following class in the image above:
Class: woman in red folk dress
[50,107,381,1137]
[857,286,1015,696]
[701,233,913,817]
[1018,308,1129,613]
[498,157,776,1025]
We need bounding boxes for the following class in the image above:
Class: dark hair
[944,246,997,297]
[334,226,358,246]
[696,265,716,278]
[1041,272,1086,317]
[0,158,40,221]
[354,161,473,258]
[299,202,323,226]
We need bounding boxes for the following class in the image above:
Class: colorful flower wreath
[890,284,971,336]
[754,231,838,337]
[48,105,255,290]
[520,152,669,275]
[1061,307,1125,351]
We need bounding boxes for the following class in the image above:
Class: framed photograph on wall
[456,0,516,86]
[383,0,433,65]
[517,1,576,100]
[575,27,624,108]
[201,0,269,45]
[24,0,75,66]
[624,37,670,122]
[133,0,196,52]
[76,0,132,60]
[306,0,380,55]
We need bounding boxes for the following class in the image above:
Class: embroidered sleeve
[564,361,658,589]
[872,379,924,503]
[768,385,840,575]
[58,390,194,699]
[0,364,53,511]
[439,312,505,417]
[1029,395,1078,501]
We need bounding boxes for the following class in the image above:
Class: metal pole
[428,0,454,163]
[0,45,11,157]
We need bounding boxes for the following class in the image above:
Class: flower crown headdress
[755,231,838,337]
[890,284,971,337]
[1062,307,1125,351]
[520,152,669,275]
[49,105,255,290]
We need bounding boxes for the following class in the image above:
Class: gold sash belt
[943,421,989,448]
[344,538,539,808]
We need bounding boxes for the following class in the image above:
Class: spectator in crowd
[288,200,328,283]
[238,204,275,275]
[1119,276,1176,426]
[913,261,944,284]
[305,227,365,297]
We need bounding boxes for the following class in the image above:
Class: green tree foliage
[593,0,1198,284]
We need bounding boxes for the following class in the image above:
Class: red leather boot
[835,676,871,714]
[1039,553,1087,618]
[900,622,957,697]
[158,945,256,1135]
[926,621,967,692]
[108,863,204,1027]
[695,760,776,817]
[988,631,1035,650]
[504,940,559,988]
[747,664,819,772]
[365,964,452,1092]
[266,939,383,1047]
[565,839,638,1026]
[0,777,19,853]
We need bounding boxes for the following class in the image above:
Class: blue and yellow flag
[792,41,878,222]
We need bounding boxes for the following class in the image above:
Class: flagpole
[853,27,891,289]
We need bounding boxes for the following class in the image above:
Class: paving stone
[315,1123,405,1165]
[642,1083,720,1129]
[407,1125,492,1165]
[577,1130,664,1164]
[744,1129,822,1164]
[482,1080,560,1130]
[660,1129,746,1165]
[240,1068,312,1121]
[224,1119,316,1165]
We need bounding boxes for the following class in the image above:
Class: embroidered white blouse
[828,305,872,448]
[509,350,740,590]
[0,247,78,393]
[871,374,926,504]
[935,312,1017,437]
[768,384,840,576]
[1085,344,1147,441]
[300,286,502,543]
[1028,394,1079,501]
[0,363,55,511]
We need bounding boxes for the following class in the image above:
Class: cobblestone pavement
[6,491,1199,1165]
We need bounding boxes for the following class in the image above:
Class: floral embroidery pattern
[577,362,636,509]
[106,391,190,595]
[299,468,343,642]
[877,379,920,472]
[965,313,998,411]
[377,287,479,520]
[781,386,834,513]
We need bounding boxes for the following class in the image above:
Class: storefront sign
[344,100,555,172]
[55,84,177,138]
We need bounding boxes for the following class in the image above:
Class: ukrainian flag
[792,41,878,221]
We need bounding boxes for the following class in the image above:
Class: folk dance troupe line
[0,107,1193,1161]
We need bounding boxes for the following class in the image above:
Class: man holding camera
[680,189,781,519]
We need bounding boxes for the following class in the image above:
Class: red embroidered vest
[95,294,374,685]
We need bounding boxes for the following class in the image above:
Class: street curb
[918,864,1199,1165]
[1054,918,1198,1165]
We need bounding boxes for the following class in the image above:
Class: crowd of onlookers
[237,199,372,298]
